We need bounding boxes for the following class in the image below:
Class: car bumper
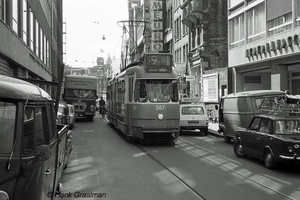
[279,154,300,163]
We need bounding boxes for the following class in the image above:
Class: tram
[106,53,180,144]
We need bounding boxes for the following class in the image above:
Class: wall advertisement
[203,73,219,103]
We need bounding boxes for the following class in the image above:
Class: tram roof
[0,75,52,101]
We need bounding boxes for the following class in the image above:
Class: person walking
[99,97,106,118]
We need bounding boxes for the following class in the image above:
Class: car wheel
[234,139,247,158]
[203,128,208,136]
[264,149,277,169]
[224,136,232,143]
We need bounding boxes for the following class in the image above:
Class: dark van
[0,75,69,200]
[218,90,286,143]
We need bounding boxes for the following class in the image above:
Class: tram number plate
[156,105,165,110]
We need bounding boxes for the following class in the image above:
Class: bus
[106,53,180,144]
[63,75,97,121]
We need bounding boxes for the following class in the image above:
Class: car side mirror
[35,144,51,161]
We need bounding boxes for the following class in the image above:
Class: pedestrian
[99,97,106,118]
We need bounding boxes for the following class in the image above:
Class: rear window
[182,106,204,115]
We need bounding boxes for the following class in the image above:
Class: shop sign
[150,0,163,52]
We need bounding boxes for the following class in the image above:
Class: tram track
[135,143,206,200]
[136,137,297,200]
[175,138,297,200]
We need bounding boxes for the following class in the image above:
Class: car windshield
[134,79,179,103]
[275,120,300,134]
[58,104,66,114]
[65,89,96,99]
[0,101,16,154]
[182,106,205,115]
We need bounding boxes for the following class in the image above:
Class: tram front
[130,53,180,144]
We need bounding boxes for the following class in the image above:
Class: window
[182,106,205,115]
[134,79,179,103]
[47,104,55,142]
[229,13,245,49]
[0,102,16,154]
[12,0,19,34]
[247,3,265,43]
[268,12,292,36]
[35,19,39,56]
[0,0,7,23]
[259,118,271,133]
[183,45,186,62]
[29,7,34,51]
[22,0,28,44]
[250,118,260,131]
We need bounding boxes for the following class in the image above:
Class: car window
[259,119,271,133]
[276,120,300,134]
[182,106,205,115]
[0,102,16,154]
[249,118,261,131]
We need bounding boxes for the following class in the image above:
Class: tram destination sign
[144,53,172,73]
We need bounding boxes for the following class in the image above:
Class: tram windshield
[134,79,179,103]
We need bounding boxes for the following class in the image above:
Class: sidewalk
[208,122,223,138]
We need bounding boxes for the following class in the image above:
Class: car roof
[0,75,52,101]
[223,90,285,98]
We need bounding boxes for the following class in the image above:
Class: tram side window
[134,80,148,102]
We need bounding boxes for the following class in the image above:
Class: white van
[179,98,209,135]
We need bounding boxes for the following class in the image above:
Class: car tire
[224,136,232,143]
[264,149,277,169]
[203,128,208,136]
[234,139,247,158]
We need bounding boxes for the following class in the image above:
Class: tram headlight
[157,113,164,120]
[0,190,9,200]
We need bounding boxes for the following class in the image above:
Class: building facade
[0,0,63,97]
[180,0,228,112]
[228,0,300,95]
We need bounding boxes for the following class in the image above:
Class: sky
[63,0,129,73]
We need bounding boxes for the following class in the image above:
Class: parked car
[179,98,208,135]
[234,114,300,169]
[0,75,70,200]
[57,101,71,128]
[67,104,75,128]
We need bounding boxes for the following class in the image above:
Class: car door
[15,105,56,200]
[241,117,261,156]
[255,118,273,159]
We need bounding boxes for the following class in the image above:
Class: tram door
[127,75,134,136]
